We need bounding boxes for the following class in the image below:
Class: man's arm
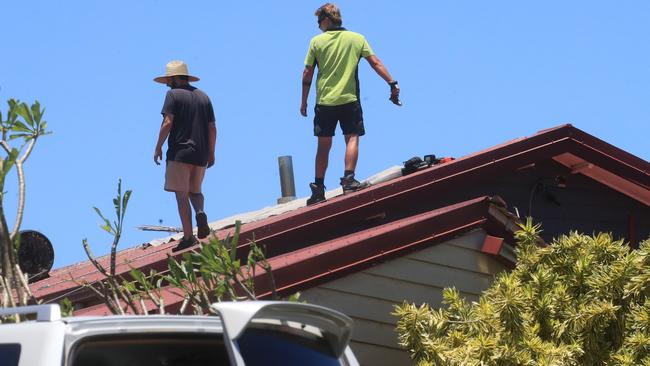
[154,114,173,165]
[300,65,315,117]
[365,55,393,83]
[207,121,217,168]
[365,55,400,103]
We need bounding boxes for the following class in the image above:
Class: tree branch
[110,232,121,278]
[0,276,9,308]
[10,138,37,240]
[0,141,10,155]
[10,161,26,240]
[17,137,36,165]
[14,264,34,303]
[82,239,108,276]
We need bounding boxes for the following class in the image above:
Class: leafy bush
[395,219,650,366]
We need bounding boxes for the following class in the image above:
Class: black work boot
[172,235,199,252]
[196,212,210,239]
[340,173,364,194]
[307,183,326,205]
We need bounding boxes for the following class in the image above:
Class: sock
[344,170,354,177]
[315,177,325,186]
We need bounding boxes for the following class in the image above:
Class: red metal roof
[74,196,517,315]
[32,124,649,309]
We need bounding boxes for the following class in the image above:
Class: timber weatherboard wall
[300,229,510,366]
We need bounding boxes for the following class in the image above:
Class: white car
[0,301,359,366]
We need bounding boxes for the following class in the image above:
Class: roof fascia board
[569,127,650,173]
[565,141,650,190]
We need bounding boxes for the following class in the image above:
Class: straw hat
[154,60,200,83]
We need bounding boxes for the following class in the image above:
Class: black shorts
[313,101,365,137]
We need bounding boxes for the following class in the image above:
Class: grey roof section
[144,166,404,247]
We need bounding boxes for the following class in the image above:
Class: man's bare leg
[190,192,210,238]
[189,192,205,213]
[341,134,363,193]
[344,134,359,172]
[175,191,193,239]
[307,136,333,205]
[315,136,333,180]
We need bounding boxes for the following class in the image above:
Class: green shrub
[395,219,650,366]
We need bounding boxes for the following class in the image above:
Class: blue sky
[2,1,649,269]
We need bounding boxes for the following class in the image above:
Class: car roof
[62,314,225,334]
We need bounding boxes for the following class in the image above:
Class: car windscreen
[68,333,230,366]
[237,325,342,366]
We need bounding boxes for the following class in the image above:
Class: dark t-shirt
[161,85,215,166]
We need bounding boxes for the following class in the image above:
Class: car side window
[0,343,21,366]
[68,333,230,366]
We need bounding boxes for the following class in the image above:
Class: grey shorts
[164,160,206,193]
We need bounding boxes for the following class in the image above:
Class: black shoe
[172,236,199,252]
[307,183,326,205]
[340,173,364,194]
[196,212,210,239]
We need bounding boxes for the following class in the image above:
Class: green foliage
[59,298,74,317]
[0,99,50,313]
[126,222,277,315]
[0,98,49,199]
[395,218,650,366]
[0,99,49,143]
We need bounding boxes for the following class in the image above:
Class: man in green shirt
[301,3,400,205]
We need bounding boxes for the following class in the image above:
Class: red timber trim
[569,127,650,177]
[565,138,649,190]
[482,235,504,256]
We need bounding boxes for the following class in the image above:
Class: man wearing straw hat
[153,60,216,252]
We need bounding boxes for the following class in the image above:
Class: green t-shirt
[304,28,374,106]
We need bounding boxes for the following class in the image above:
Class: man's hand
[154,147,163,165]
[389,82,402,106]
[208,154,215,168]
[364,56,401,106]
[155,115,173,165]
[301,66,314,117]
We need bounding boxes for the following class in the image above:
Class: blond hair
[315,3,342,26]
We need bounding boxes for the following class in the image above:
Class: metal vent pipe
[277,155,296,204]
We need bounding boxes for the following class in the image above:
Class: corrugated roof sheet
[146,166,405,247]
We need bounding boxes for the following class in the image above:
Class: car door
[0,305,65,366]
